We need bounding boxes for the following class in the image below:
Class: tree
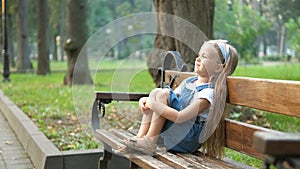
[262,0,300,56]
[214,0,269,61]
[64,0,93,85]
[16,0,31,72]
[7,13,16,67]
[148,0,214,85]
[285,17,300,61]
[49,0,66,61]
[36,0,50,75]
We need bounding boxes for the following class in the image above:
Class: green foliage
[285,17,300,60]
[262,55,285,61]
[86,0,154,59]
[214,0,270,61]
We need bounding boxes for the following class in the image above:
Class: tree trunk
[59,0,66,61]
[7,14,16,67]
[36,0,50,75]
[149,0,214,86]
[64,0,93,85]
[53,34,58,61]
[278,25,286,56]
[16,0,31,72]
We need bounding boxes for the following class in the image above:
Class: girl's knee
[149,88,169,103]
[156,89,169,102]
[149,88,161,98]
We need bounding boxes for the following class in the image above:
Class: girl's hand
[145,97,152,109]
[139,97,152,114]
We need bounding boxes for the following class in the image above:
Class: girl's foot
[122,136,157,156]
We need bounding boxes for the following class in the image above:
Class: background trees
[0,0,299,82]
[36,0,50,75]
[63,0,92,85]
[16,0,31,72]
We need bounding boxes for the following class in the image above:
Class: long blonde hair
[201,41,238,158]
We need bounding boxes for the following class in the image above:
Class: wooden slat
[111,129,201,169]
[225,119,281,160]
[95,129,125,150]
[175,153,244,169]
[95,129,173,169]
[227,76,300,117]
[165,70,300,117]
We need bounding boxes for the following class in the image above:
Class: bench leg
[99,143,131,169]
[99,143,113,169]
[130,161,139,169]
[99,159,108,169]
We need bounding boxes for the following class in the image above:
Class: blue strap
[186,76,213,92]
[196,83,213,92]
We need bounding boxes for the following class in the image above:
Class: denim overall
[160,76,213,153]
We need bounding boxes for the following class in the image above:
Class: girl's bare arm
[148,99,210,123]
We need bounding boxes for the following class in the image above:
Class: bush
[262,55,285,61]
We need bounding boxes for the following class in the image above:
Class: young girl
[122,40,238,158]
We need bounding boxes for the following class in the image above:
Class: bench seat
[95,129,256,169]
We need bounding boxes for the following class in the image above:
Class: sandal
[121,136,157,156]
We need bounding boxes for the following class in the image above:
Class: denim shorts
[168,89,182,111]
[160,89,203,153]
[161,120,204,153]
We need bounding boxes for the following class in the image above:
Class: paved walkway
[0,110,34,169]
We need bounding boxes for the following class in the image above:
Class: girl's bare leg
[136,111,152,137]
[145,88,169,143]
[125,88,169,151]
[135,88,160,137]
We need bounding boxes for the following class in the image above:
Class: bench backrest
[164,70,300,159]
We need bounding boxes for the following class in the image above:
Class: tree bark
[7,14,16,67]
[36,0,50,75]
[149,0,214,86]
[64,0,93,85]
[16,0,32,72]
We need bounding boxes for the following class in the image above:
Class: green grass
[1,60,300,168]
[0,73,100,150]
[0,59,153,151]
[233,63,300,80]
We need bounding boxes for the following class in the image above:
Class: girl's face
[194,42,221,77]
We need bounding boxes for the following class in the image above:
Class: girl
[122,40,238,158]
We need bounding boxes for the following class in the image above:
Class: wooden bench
[92,53,300,169]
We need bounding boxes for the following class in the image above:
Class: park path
[0,110,34,169]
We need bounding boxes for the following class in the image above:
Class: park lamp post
[2,0,10,82]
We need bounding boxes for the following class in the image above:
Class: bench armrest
[253,131,300,168]
[253,131,300,157]
[95,91,149,103]
[92,91,149,131]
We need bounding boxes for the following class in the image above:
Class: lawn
[0,59,299,168]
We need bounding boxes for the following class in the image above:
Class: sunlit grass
[233,63,300,81]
